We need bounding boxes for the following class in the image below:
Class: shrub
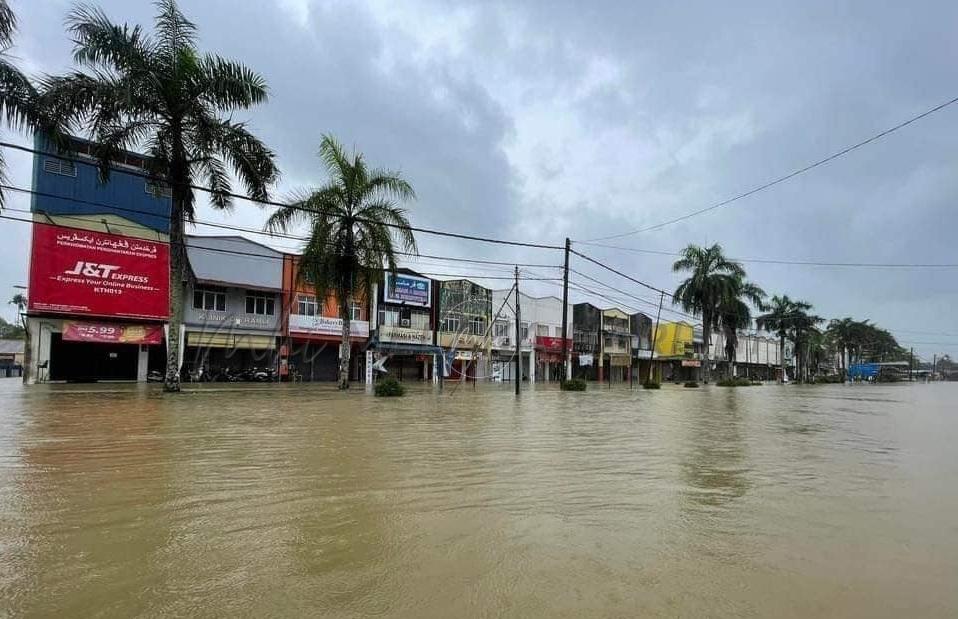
[560,378,587,391]
[717,377,753,387]
[374,377,405,397]
[642,380,661,389]
[683,381,699,388]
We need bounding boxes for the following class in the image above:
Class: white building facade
[490,291,572,383]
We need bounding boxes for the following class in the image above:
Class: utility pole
[910,347,914,382]
[648,291,665,383]
[514,266,521,396]
[933,354,937,381]
[561,237,571,381]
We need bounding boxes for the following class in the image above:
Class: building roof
[186,235,284,291]
[0,340,24,355]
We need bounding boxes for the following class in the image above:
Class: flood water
[0,378,956,617]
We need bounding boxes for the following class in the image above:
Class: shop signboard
[28,223,169,320]
[535,336,570,352]
[384,272,431,307]
[681,359,701,367]
[378,325,433,344]
[289,314,370,338]
[63,320,164,344]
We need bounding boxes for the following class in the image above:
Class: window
[43,158,77,177]
[440,316,460,333]
[520,322,529,341]
[379,308,400,326]
[470,317,486,335]
[245,292,275,316]
[349,302,362,321]
[494,321,510,338]
[410,311,429,330]
[297,294,318,316]
[193,289,226,311]
[537,324,550,337]
[604,336,613,348]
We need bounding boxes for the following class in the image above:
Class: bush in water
[560,379,587,391]
[375,377,406,397]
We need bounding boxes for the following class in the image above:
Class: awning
[187,332,276,350]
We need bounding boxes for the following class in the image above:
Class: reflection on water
[679,390,751,509]
[1,380,957,617]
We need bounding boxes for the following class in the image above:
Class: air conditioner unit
[401,318,411,327]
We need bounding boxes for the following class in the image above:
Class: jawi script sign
[384,272,431,307]
[28,223,170,320]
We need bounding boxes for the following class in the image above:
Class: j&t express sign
[384,272,431,307]
[28,223,170,320]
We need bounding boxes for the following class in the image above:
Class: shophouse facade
[24,136,171,383]
[180,236,283,378]
[602,308,633,383]
[280,255,370,382]
[368,269,439,381]
[651,321,700,382]
[490,292,570,383]
[436,279,492,380]
[630,312,655,380]
[710,330,791,381]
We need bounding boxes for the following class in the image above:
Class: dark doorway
[49,333,139,382]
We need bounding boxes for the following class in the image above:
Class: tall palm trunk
[779,333,786,383]
[338,293,351,390]
[701,313,712,383]
[164,200,185,392]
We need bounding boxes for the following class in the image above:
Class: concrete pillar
[431,354,439,383]
[137,345,149,382]
[365,350,373,385]
[178,324,186,371]
[529,348,536,383]
[422,357,428,381]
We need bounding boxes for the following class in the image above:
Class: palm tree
[266,134,416,389]
[826,317,857,378]
[790,312,824,381]
[672,244,745,383]
[42,1,279,391]
[717,276,765,378]
[756,295,811,383]
[9,292,26,326]
[0,0,48,207]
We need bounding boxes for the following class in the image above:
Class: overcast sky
[2,0,957,359]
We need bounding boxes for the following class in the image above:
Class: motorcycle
[211,367,242,382]
[246,366,277,382]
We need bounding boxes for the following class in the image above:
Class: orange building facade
[280,255,370,382]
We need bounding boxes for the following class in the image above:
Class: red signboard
[535,336,570,352]
[28,223,169,320]
[63,321,164,344]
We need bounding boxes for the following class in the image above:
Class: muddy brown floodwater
[0,379,956,617]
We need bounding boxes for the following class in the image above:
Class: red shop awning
[63,320,164,345]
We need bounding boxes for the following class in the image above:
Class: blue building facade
[31,135,171,235]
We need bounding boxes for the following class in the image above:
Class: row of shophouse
[21,137,793,384]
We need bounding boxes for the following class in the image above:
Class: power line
[570,247,674,298]
[0,213,561,281]
[0,186,563,270]
[583,94,958,241]
[0,141,564,250]
[574,240,958,269]
[569,268,699,320]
